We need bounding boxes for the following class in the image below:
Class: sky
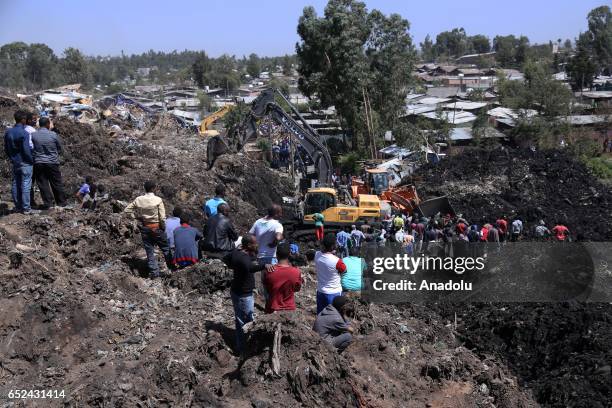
[0,0,606,57]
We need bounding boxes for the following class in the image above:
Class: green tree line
[0,42,297,92]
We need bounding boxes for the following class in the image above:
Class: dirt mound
[415,147,612,407]
[414,148,612,241]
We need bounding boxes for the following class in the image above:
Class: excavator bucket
[206,135,230,169]
[417,196,455,218]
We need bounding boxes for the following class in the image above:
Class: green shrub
[585,157,612,179]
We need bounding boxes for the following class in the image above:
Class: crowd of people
[121,179,358,355]
[3,110,109,214]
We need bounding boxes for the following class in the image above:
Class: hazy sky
[0,0,605,57]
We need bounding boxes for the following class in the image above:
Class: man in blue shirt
[3,110,35,214]
[203,184,227,217]
[336,227,351,258]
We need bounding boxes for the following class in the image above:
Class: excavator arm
[206,89,333,185]
[199,105,231,136]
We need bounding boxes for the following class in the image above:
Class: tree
[564,39,573,50]
[515,36,530,66]
[297,0,372,151]
[192,51,211,88]
[585,5,612,74]
[493,35,530,67]
[566,33,597,91]
[366,10,416,132]
[420,34,435,61]
[435,28,469,58]
[61,47,91,85]
[472,108,489,146]
[499,60,572,118]
[25,43,58,90]
[210,54,240,91]
[246,53,261,78]
[469,35,491,54]
[296,0,415,153]
[0,42,30,89]
[282,54,293,75]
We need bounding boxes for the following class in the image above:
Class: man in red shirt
[496,217,508,242]
[264,243,302,313]
[551,224,570,242]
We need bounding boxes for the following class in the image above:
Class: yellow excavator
[199,105,232,137]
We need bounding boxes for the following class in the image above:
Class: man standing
[250,204,284,265]
[25,112,38,207]
[315,233,347,313]
[341,247,367,292]
[511,218,523,242]
[124,181,172,278]
[203,184,227,217]
[228,234,272,354]
[263,243,302,313]
[31,117,66,209]
[203,203,238,257]
[313,296,353,352]
[336,226,351,258]
[414,221,425,254]
[4,110,35,214]
[534,220,551,241]
[350,225,365,252]
[496,217,508,242]
[392,213,404,233]
[313,212,325,241]
[551,223,570,242]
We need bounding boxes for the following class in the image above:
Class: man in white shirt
[315,233,347,314]
[249,204,284,265]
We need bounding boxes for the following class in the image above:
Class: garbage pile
[413,147,612,241]
[413,147,612,407]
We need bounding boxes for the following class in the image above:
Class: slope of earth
[414,147,612,241]
[412,147,612,407]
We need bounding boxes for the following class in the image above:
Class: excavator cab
[304,188,337,215]
[367,169,389,196]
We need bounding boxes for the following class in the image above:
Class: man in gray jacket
[313,296,353,352]
[31,117,66,209]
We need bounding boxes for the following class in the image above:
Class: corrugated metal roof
[448,127,505,140]
[443,101,488,110]
[580,91,612,99]
[379,144,412,157]
[487,107,537,119]
[420,110,477,124]
[417,97,452,105]
[405,104,437,115]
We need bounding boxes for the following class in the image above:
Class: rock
[214,349,232,367]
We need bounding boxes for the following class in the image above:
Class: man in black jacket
[203,203,238,257]
[228,234,273,355]
[31,117,66,209]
